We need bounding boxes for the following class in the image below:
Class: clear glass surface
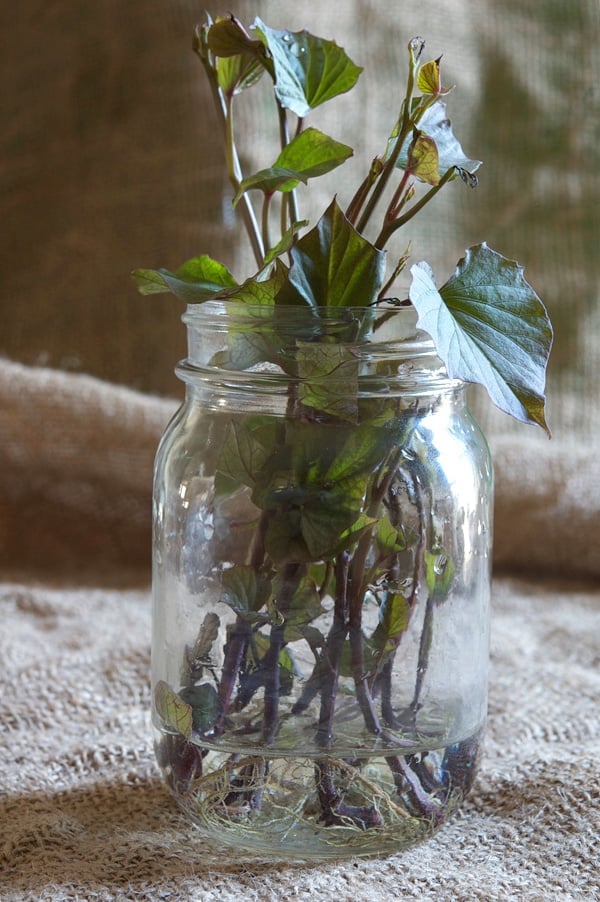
[152,304,493,858]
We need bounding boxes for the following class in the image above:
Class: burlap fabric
[1,361,599,901]
[2,0,599,898]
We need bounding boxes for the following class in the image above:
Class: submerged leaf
[189,612,220,661]
[409,243,553,433]
[364,590,411,679]
[253,19,362,117]
[273,576,325,642]
[375,515,408,556]
[154,681,193,738]
[220,564,271,620]
[372,592,411,655]
[424,550,455,602]
[215,418,278,498]
[296,341,360,421]
[179,683,222,733]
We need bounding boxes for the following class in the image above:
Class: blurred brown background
[2,1,599,434]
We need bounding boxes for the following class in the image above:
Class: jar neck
[177,301,464,405]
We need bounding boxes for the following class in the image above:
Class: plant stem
[347,536,382,736]
[261,562,305,745]
[261,624,286,745]
[214,620,251,736]
[316,552,350,748]
[375,166,457,249]
[314,760,384,829]
[277,102,300,227]
[262,193,273,257]
[408,593,435,719]
[386,754,444,824]
[386,168,414,220]
[354,42,421,235]
[345,159,383,225]
[196,44,264,266]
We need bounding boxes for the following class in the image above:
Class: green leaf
[277,198,386,308]
[264,221,308,266]
[222,266,285,307]
[301,497,364,560]
[247,633,295,697]
[207,16,265,59]
[272,576,325,642]
[208,271,286,372]
[215,418,279,499]
[234,167,307,202]
[154,680,193,738]
[182,612,221,685]
[189,612,220,659]
[409,244,553,433]
[417,58,452,96]
[220,564,272,621]
[234,128,353,202]
[296,340,360,421]
[396,100,481,176]
[374,515,408,556]
[371,592,411,656]
[252,19,362,117]
[424,550,455,602]
[325,512,377,557]
[216,53,265,95]
[325,417,395,483]
[132,255,238,302]
[262,477,368,563]
[277,128,353,178]
[179,683,222,733]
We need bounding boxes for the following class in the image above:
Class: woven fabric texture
[1,0,599,898]
[0,360,599,901]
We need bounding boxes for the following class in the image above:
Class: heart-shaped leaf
[132,255,238,302]
[264,222,308,266]
[221,263,286,306]
[220,565,272,621]
[154,680,193,738]
[409,243,553,433]
[206,16,265,60]
[179,683,222,733]
[234,128,353,201]
[295,341,359,421]
[277,198,386,308]
[252,19,362,117]
[417,58,453,97]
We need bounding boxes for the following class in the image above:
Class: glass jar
[152,301,493,859]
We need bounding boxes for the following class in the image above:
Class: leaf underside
[409,243,553,434]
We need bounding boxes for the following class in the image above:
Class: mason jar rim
[181,299,438,353]
[177,301,464,398]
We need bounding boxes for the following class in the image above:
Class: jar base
[155,728,482,860]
